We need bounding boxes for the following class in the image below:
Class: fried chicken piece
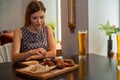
[64,59,75,67]
[43,58,55,66]
[55,58,65,69]
[43,58,75,69]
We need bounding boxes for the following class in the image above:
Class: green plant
[99,20,120,36]
[46,21,56,31]
[46,21,57,42]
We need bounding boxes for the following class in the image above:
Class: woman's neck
[28,25,41,33]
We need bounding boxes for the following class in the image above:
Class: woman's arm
[11,28,31,63]
[11,26,56,63]
[12,28,50,63]
[46,26,56,58]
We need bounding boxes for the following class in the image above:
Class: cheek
[30,19,36,24]
[41,19,45,23]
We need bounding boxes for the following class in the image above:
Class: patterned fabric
[20,26,49,53]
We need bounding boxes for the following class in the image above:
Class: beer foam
[78,31,87,34]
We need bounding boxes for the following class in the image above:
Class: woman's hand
[38,48,47,57]
[25,55,42,61]
[29,48,47,57]
[26,48,47,61]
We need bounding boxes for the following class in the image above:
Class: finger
[25,56,32,61]
[40,52,46,57]
[36,52,41,55]
[40,49,46,54]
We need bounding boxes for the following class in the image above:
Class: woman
[12,0,56,63]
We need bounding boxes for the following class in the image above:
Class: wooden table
[0,54,118,80]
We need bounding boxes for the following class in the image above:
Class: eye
[40,16,44,19]
[32,17,37,20]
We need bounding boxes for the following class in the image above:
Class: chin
[37,27,41,30]
[36,26,41,29]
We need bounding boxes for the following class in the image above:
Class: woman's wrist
[28,50,33,56]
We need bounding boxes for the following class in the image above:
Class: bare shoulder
[13,28,22,38]
[14,28,21,33]
[46,25,53,32]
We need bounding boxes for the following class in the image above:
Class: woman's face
[30,10,45,30]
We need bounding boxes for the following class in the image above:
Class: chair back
[0,43,12,63]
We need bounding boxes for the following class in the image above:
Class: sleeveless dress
[20,26,49,53]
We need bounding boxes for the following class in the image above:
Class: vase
[107,35,112,57]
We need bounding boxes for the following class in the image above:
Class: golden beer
[117,70,120,80]
[79,60,87,80]
[78,31,87,58]
[117,33,120,69]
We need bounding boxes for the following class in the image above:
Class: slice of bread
[20,60,39,66]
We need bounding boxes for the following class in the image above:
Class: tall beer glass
[117,33,120,69]
[78,30,87,59]
[117,70,120,80]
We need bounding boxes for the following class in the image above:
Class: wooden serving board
[16,64,79,80]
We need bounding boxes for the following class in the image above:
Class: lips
[36,24,42,29]
[36,24,41,27]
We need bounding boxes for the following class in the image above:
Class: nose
[37,18,41,23]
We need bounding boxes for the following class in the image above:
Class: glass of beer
[117,32,120,70]
[117,70,120,80]
[78,30,87,59]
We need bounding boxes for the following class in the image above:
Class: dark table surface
[0,54,119,80]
